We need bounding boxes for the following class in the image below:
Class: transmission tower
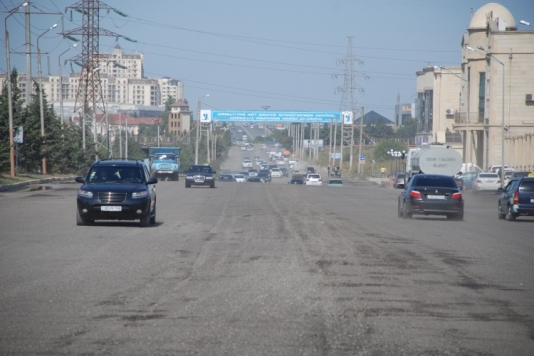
[60,0,127,157]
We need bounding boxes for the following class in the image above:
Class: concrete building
[415,3,534,172]
[168,101,192,137]
[394,93,413,126]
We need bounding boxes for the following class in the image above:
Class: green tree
[395,117,417,139]
[373,139,407,162]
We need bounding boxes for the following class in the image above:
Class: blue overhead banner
[206,110,342,123]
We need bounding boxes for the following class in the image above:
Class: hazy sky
[3,0,533,120]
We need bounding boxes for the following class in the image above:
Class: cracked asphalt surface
[1,147,533,355]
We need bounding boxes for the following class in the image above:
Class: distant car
[242,159,252,168]
[276,159,286,165]
[218,174,235,182]
[279,167,289,177]
[394,173,405,189]
[185,164,216,188]
[288,178,304,185]
[234,174,246,182]
[270,168,282,178]
[327,179,343,187]
[257,170,272,183]
[461,171,477,189]
[398,174,464,220]
[305,173,322,186]
[247,177,263,183]
[238,129,242,133]
[306,166,316,174]
[75,160,157,227]
[503,171,514,186]
[288,158,299,165]
[472,172,500,194]
[497,177,534,221]
[248,169,258,177]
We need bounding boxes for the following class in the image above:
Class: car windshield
[154,154,175,161]
[412,177,456,188]
[308,174,320,179]
[189,166,212,173]
[87,167,143,184]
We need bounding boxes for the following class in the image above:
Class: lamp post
[471,45,506,188]
[434,65,471,169]
[58,43,77,130]
[195,94,209,164]
[4,2,29,177]
[37,23,58,174]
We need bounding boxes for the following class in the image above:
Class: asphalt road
[1,147,533,355]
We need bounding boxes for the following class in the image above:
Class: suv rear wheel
[506,205,517,221]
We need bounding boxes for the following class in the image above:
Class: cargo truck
[148,147,181,181]
[405,144,462,186]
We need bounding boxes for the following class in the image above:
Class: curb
[0,176,76,192]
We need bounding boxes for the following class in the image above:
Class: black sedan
[398,174,464,220]
[288,178,305,185]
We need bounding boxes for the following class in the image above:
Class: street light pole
[474,46,506,188]
[5,2,29,177]
[58,43,77,130]
[434,65,471,169]
[37,23,58,174]
[195,94,209,164]
[357,106,364,175]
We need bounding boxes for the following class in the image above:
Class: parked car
[75,160,157,227]
[305,173,322,186]
[394,173,406,189]
[472,172,500,194]
[497,177,534,221]
[398,174,464,220]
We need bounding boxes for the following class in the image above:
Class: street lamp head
[520,20,530,26]
[93,67,100,72]
[72,43,77,48]
[476,45,485,51]
[51,24,58,29]
[466,46,475,52]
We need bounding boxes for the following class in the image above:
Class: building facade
[168,101,192,137]
[415,3,534,172]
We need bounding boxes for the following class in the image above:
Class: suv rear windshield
[519,180,534,192]
[412,176,456,188]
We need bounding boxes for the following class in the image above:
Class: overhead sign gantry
[200,110,354,124]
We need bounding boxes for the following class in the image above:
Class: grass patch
[0,173,73,187]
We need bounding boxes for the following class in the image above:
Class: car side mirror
[147,177,158,184]
[75,176,85,184]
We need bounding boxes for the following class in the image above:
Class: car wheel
[185,183,190,188]
[76,210,89,226]
[397,201,403,218]
[498,204,505,219]
[210,182,215,188]
[140,210,151,227]
[150,204,156,225]
[403,203,412,219]
[506,205,516,221]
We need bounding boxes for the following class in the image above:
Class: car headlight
[78,189,93,198]
[132,191,148,199]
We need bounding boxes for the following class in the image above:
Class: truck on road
[148,147,181,181]
[405,144,462,186]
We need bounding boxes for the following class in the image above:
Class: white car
[248,169,258,177]
[270,168,282,178]
[242,159,252,168]
[233,174,246,182]
[472,172,500,194]
[305,174,322,186]
[276,159,286,165]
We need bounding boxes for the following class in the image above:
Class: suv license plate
[427,195,445,200]
[101,206,122,212]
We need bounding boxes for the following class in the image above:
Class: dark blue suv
[497,177,534,221]
[75,160,157,227]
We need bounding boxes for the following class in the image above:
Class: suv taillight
[410,190,422,199]
[513,192,519,204]
[451,192,462,200]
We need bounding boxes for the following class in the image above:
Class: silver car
[472,172,500,194]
